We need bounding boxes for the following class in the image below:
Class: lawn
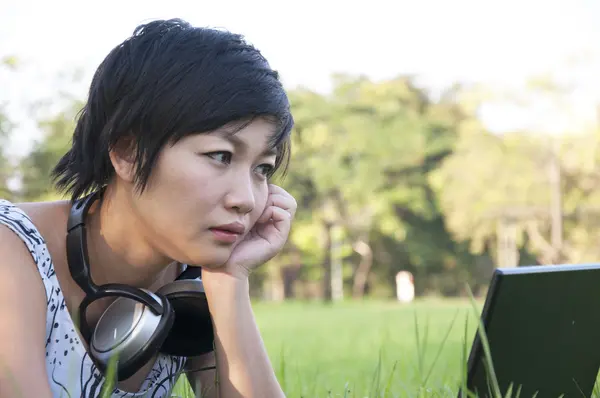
[174,298,485,397]
[254,298,480,397]
[173,297,600,397]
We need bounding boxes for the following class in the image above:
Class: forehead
[188,118,280,156]
[216,118,276,140]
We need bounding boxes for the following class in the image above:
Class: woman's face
[121,118,279,268]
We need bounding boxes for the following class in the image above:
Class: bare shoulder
[0,224,53,397]
[0,222,47,287]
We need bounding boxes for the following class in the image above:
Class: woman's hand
[203,184,297,281]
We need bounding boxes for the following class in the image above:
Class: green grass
[171,297,482,397]
[170,297,600,397]
[253,298,478,397]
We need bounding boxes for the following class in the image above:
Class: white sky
[2,0,600,159]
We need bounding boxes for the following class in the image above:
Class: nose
[224,174,256,214]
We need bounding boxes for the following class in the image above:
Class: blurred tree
[0,109,14,200]
[19,99,82,201]
[283,75,479,300]
[0,56,18,201]
[431,72,600,267]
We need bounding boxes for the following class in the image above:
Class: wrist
[203,271,250,309]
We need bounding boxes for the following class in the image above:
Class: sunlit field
[174,298,486,397]
[169,297,600,397]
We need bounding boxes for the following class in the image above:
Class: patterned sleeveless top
[0,199,187,397]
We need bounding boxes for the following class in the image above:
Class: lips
[209,222,246,244]
[209,222,246,235]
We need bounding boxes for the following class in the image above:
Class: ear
[108,137,137,184]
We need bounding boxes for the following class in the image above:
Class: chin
[188,252,231,269]
[178,240,233,268]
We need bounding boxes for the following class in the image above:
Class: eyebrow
[222,133,278,157]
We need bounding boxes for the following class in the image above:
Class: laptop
[460,263,600,397]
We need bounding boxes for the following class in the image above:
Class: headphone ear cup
[89,290,175,381]
[157,279,214,357]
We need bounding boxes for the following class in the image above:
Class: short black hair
[52,18,294,201]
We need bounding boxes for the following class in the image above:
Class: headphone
[66,189,215,381]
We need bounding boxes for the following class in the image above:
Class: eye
[255,163,275,178]
[206,151,232,164]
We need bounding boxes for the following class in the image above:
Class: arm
[0,226,53,398]
[195,273,284,398]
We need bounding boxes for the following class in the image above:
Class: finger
[269,205,292,222]
[257,205,291,227]
[257,205,274,224]
[268,184,291,196]
[268,186,297,211]
[266,193,297,216]
[266,206,292,234]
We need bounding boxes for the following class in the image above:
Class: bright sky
[2,0,600,158]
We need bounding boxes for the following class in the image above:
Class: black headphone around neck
[66,189,214,381]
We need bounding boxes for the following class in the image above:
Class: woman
[0,18,295,398]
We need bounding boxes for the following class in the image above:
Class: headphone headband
[66,190,104,295]
[67,190,102,232]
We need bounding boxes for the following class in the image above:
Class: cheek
[250,186,269,221]
[138,151,215,220]
[153,150,215,198]
[157,153,198,188]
